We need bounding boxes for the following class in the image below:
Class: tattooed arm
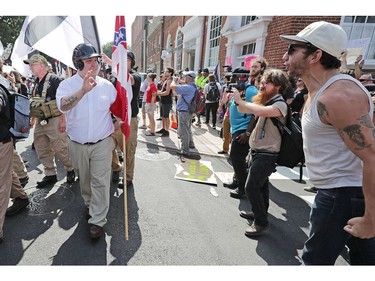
[60,69,97,112]
[319,81,375,239]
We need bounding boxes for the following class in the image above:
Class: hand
[100,52,112,66]
[344,215,375,239]
[82,70,97,93]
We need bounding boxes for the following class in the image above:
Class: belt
[70,137,106,145]
[178,110,189,112]
[0,137,12,144]
[251,149,279,156]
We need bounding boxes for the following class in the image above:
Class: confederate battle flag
[110,16,132,141]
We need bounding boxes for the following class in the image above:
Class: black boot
[36,175,57,188]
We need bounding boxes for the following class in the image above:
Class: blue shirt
[175,82,197,111]
[229,85,258,134]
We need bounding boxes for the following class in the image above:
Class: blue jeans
[245,152,278,227]
[302,187,375,265]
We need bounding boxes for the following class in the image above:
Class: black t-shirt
[290,87,308,113]
[130,70,141,117]
[160,79,173,105]
[33,73,62,102]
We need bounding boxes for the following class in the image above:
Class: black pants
[205,102,219,125]
[229,130,250,193]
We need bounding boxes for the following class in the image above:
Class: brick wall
[264,16,341,70]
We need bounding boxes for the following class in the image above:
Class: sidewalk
[137,114,228,158]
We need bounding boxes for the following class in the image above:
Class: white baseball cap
[280,21,348,59]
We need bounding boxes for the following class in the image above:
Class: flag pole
[123,134,128,240]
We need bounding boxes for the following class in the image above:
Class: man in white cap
[170,70,196,158]
[281,21,375,265]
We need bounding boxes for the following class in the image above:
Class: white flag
[11,16,101,76]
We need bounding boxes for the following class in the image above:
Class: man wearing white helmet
[281,21,375,265]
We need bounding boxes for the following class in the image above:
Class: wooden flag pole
[122,133,129,240]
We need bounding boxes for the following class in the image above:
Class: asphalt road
[1,131,349,271]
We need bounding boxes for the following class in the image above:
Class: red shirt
[146,82,157,103]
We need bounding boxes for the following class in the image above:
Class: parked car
[138,72,147,108]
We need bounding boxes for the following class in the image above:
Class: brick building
[131,16,375,76]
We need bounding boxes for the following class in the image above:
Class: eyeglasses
[287,43,315,55]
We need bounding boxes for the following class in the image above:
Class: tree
[0,16,25,45]
[101,41,113,59]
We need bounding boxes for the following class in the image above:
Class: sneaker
[217,151,228,154]
[6,197,30,216]
[304,186,318,193]
[223,181,238,189]
[156,128,166,134]
[159,131,170,137]
[229,188,245,199]
[19,175,29,187]
[66,170,76,184]
[36,175,57,188]
[240,211,255,220]
[245,223,269,237]
[112,171,120,182]
[139,125,147,129]
[212,125,216,130]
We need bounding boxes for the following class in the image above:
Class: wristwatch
[245,131,251,137]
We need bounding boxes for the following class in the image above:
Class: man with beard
[227,60,268,198]
[281,21,375,264]
[233,68,290,236]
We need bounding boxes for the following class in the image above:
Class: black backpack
[270,100,304,168]
[0,84,30,139]
[207,82,220,102]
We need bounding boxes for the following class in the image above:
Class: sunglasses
[287,43,316,55]
[359,79,371,82]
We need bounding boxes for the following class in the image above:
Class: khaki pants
[68,137,114,227]
[13,149,28,179]
[222,115,231,153]
[34,117,73,176]
[0,140,12,238]
[111,117,138,181]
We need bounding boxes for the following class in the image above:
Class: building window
[342,16,375,60]
[241,16,259,27]
[208,16,222,67]
[242,43,256,56]
[175,31,183,71]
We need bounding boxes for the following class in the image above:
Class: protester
[233,68,290,236]
[56,43,116,239]
[24,54,75,188]
[170,70,196,158]
[281,21,375,264]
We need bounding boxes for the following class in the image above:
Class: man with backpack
[203,74,221,129]
[233,68,290,236]
[0,82,30,243]
[170,71,196,159]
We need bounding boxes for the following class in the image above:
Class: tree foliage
[102,41,113,59]
[0,16,25,45]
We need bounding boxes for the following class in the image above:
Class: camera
[227,81,246,93]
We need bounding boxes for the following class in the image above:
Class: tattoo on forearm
[317,101,328,118]
[63,96,78,109]
[343,124,368,149]
[359,114,373,128]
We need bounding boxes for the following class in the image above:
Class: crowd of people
[1,20,375,265]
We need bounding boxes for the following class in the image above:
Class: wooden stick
[122,133,129,240]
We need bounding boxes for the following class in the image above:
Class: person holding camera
[233,68,290,236]
[24,54,75,188]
